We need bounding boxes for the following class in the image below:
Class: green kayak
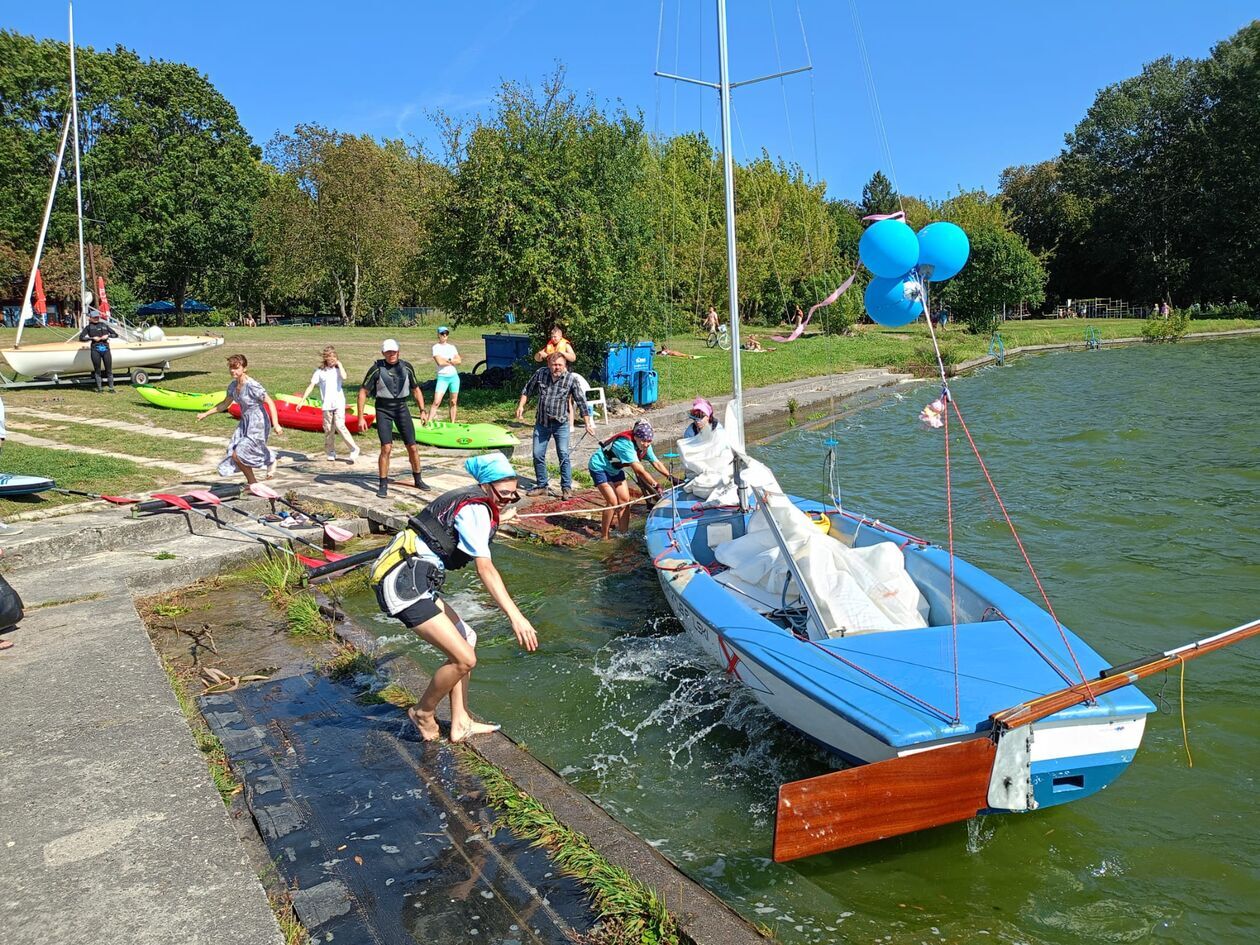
[135,385,225,412]
[413,421,518,450]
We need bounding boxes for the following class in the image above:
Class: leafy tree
[859,170,898,218]
[934,191,1046,333]
[257,126,426,323]
[1197,22,1260,303]
[421,70,662,355]
[0,31,266,320]
[1060,56,1204,304]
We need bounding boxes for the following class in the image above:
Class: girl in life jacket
[368,452,537,743]
[587,419,679,540]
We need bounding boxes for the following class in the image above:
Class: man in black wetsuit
[78,310,119,392]
[357,338,429,498]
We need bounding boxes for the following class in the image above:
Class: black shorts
[393,595,443,628]
[375,400,416,446]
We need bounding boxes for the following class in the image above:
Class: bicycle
[705,324,731,350]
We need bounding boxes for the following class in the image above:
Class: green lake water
[346,337,1260,944]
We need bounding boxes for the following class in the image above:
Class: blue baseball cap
[437,325,450,335]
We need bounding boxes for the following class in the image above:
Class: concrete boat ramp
[0,452,772,945]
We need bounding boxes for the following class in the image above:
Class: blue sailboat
[644,0,1259,863]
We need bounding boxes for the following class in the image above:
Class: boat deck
[646,495,1156,750]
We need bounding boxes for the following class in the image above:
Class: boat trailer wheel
[130,368,150,386]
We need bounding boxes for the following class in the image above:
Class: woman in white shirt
[427,326,462,423]
[301,346,360,462]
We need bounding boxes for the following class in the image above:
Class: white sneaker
[349,447,360,464]
[325,453,337,462]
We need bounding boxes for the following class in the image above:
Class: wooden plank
[773,737,996,862]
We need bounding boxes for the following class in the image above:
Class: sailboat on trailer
[0,2,223,385]
[645,0,1260,862]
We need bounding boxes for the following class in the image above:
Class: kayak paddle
[52,488,139,505]
[132,483,242,515]
[186,489,347,561]
[247,482,355,542]
[152,493,325,569]
[303,547,380,580]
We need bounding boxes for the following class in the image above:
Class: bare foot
[0,639,13,651]
[449,720,501,743]
[407,706,441,741]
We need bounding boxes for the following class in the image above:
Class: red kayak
[229,399,375,433]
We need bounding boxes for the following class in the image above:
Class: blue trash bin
[600,341,656,385]
[632,369,659,406]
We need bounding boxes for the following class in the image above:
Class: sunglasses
[489,484,521,504]
[689,410,707,419]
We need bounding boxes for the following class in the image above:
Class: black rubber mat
[201,674,596,945]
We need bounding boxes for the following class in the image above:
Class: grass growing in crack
[245,552,303,603]
[285,591,330,638]
[150,601,189,618]
[318,645,376,682]
[153,551,177,560]
[269,894,310,945]
[159,656,239,805]
[459,750,682,945]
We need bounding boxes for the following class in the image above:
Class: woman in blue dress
[197,354,283,482]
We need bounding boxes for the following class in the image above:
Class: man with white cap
[358,338,429,497]
[369,452,537,742]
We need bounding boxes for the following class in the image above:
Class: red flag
[33,269,47,316]
[96,276,111,315]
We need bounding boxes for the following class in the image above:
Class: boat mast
[14,115,72,349]
[715,0,745,450]
[68,1,88,325]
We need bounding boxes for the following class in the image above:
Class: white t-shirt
[432,342,459,377]
[309,366,346,410]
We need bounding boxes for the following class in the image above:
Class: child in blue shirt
[588,419,675,540]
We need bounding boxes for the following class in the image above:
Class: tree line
[1,23,1255,340]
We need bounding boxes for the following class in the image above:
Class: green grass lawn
[0,442,166,517]
[1,318,1255,481]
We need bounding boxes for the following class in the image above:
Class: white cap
[381,338,400,352]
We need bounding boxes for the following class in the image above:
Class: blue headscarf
[464,453,516,484]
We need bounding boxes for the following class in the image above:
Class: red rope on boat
[948,398,1095,701]
[943,397,962,724]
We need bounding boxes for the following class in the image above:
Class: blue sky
[10,1,1256,202]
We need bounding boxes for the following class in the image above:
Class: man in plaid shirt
[516,352,596,499]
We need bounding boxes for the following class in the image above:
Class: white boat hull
[0,336,223,378]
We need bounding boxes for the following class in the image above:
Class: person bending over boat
[78,310,119,393]
[369,452,537,742]
[300,346,360,464]
[588,419,676,540]
[197,354,283,483]
[358,339,429,498]
[682,397,722,439]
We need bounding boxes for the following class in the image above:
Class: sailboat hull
[0,335,224,378]
[646,495,1152,814]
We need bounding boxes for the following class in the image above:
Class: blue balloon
[864,275,925,327]
[858,219,919,278]
[916,222,970,281]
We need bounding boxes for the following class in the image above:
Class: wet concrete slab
[202,674,598,945]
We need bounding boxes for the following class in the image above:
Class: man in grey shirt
[516,352,595,500]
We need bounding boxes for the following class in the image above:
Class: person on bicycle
[703,305,720,335]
